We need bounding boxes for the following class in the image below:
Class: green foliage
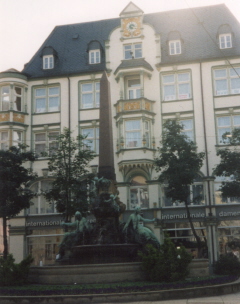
[44,128,95,220]
[139,236,192,282]
[0,254,33,286]
[154,120,205,203]
[0,145,36,219]
[213,254,240,276]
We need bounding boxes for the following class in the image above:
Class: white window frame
[0,130,9,150]
[124,119,151,149]
[34,86,60,113]
[89,49,100,64]
[34,131,59,157]
[169,40,181,55]
[217,115,240,144]
[12,130,23,146]
[28,180,55,214]
[127,78,141,99]
[43,55,54,69]
[219,34,232,49]
[214,67,240,96]
[81,82,100,109]
[162,72,191,101]
[124,43,142,60]
[180,119,194,141]
[129,176,149,210]
[0,85,23,112]
[81,127,99,153]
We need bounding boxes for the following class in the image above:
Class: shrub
[213,253,240,276]
[139,236,192,282]
[0,254,33,286]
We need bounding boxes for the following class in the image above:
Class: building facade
[1,2,240,266]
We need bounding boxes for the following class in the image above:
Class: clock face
[127,21,137,32]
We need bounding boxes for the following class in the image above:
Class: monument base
[57,243,141,265]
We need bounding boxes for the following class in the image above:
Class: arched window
[130,175,149,209]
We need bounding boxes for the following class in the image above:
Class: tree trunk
[3,215,8,259]
[184,201,202,258]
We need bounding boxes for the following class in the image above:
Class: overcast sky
[0,0,240,72]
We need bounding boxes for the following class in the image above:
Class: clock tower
[120,2,143,39]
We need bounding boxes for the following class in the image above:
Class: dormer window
[43,55,54,69]
[169,40,181,55]
[124,43,142,60]
[89,49,100,64]
[219,34,232,49]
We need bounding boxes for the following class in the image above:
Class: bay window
[124,119,151,149]
[1,85,23,112]
[162,72,191,101]
[214,67,240,95]
[13,131,22,146]
[127,79,141,99]
[81,82,100,109]
[34,86,60,113]
[0,131,8,150]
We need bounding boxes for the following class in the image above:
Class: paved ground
[107,290,240,303]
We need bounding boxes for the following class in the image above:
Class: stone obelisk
[98,71,116,181]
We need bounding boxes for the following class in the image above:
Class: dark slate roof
[22,4,240,79]
[144,4,240,65]
[23,18,120,79]
[114,58,153,75]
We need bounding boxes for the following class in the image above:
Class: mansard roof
[22,4,240,79]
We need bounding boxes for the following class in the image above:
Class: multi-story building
[1,2,240,266]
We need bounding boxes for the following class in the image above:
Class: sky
[0,0,240,72]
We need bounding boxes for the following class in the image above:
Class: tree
[154,120,205,256]
[0,145,36,259]
[44,128,95,222]
[214,128,240,200]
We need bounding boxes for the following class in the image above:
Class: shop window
[163,222,207,258]
[124,43,142,60]
[162,72,191,101]
[218,221,240,258]
[130,176,149,209]
[214,67,240,96]
[0,85,23,112]
[28,180,55,214]
[89,50,100,64]
[219,33,232,49]
[214,176,240,204]
[27,234,63,266]
[0,131,8,150]
[81,127,99,153]
[34,131,59,157]
[217,115,240,144]
[34,86,60,113]
[163,174,204,207]
[81,82,100,109]
[43,55,54,69]
[169,40,181,55]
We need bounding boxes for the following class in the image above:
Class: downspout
[199,62,215,265]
